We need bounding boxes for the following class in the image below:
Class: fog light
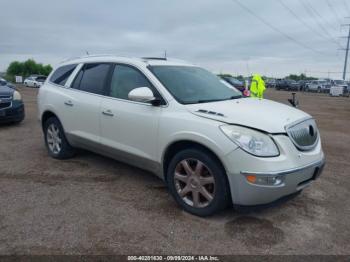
[245,174,284,186]
[267,176,284,186]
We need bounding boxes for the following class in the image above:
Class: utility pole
[341,20,350,80]
[342,25,350,80]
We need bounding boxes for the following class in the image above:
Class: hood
[0,85,14,96]
[186,98,311,133]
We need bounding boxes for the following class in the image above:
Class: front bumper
[0,101,25,123]
[237,158,325,205]
[223,134,325,205]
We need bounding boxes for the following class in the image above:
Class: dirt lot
[0,87,349,255]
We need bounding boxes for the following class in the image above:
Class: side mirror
[128,87,161,105]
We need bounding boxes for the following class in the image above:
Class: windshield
[149,66,242,104]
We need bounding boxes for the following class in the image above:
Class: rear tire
[167,148,230,216]
[43,117,75,159]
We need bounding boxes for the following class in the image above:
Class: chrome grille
[0,102,11,109]
[0,95,12,109]
[286,118,319,151]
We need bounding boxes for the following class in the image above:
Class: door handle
[64,100,74,106]
[102,109,114,117]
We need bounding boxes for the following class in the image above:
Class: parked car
[266,79,276,88]
[330,79,349,97]
[219,76,248,96]
[38,56,325,216]
[275,79,300,91]
[0,78,7,86]
[306,80,330,93]
[0,78,15,89]
[298,80,310,91]
[0,83,25,123]
[24,75,47,88]
[332,79,347,86]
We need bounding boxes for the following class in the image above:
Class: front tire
[167,148,230,216]
[43,117,75,159]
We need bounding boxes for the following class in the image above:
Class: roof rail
[141,57,167,61]
[59,54,128,64]
[141,57,193,66]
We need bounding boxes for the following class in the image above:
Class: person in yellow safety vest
[249,74,266,98]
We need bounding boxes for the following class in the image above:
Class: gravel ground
[0,86,349,255]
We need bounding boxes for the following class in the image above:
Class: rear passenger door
[62,63,112,148]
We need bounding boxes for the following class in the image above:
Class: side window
[71,69,83,90]
[50,64,77,86]
[109,64,153,101]
[76,63,110,95]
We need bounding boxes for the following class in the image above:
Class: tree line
[5,59,53,81]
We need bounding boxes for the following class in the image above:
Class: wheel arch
[162,140,227,180]
[41,110,61,131]
[162,139,233,205]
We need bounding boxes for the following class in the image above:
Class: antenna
[164,50,167,59]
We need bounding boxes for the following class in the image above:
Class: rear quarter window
[50,64,77,86]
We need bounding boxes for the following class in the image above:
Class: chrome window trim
[60,62,169,108]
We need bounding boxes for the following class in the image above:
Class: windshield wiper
[188,95,242,104]
[197,99,224,103]
[227,95,242,100]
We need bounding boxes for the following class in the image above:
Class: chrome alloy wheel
[174,159,216,208]
[46,123,62,154]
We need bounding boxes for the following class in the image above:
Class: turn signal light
[246,175,257,183]
[244,174,285,186]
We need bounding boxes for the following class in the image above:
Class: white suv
[24,75,47,88]
[38,56,325,216]
[306,80,330,93]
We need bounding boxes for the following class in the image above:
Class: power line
[232,0,328,56]
[299,0,341,46]
[326,0,343,25]
[278,0,342,48]
[305,0,338,31]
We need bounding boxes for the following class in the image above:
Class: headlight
[13,90,22,101]
[220,125,279,157]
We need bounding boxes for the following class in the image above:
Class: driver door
[100,64,164,172]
